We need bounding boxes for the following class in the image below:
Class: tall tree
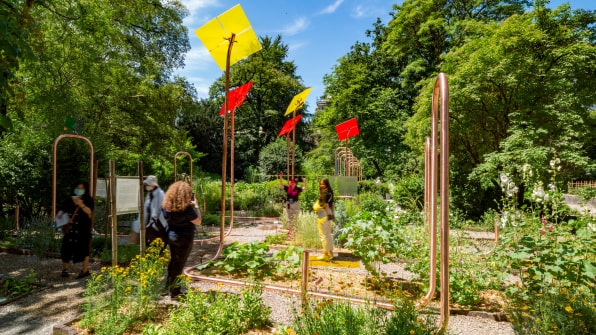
[316,19,416,178]
[406,3,596,217]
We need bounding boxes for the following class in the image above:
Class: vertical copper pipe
[301,250,309,306]
[424,137,431,234]
[139,161,145,256]
[419,136,436,308]
[215,33,236,260]
[286,134,290,177]
[230,107,236,229]
[52,135,94,220]
[110,160,118,266]
[433,73,450,331]
[291,108,297,180]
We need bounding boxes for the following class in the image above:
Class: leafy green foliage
[0,269,38,298]
[146,282,270,335]
[339,211,404,276]
[197,242,304,279]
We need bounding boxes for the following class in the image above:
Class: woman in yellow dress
[314,178,334,261]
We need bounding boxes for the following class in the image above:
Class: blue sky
[175,0,596,115]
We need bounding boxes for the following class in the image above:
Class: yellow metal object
[195,4,262,71]
[309,257,360,268]
[284,87,312,116]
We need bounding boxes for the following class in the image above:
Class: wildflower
[565,305,573,313]
[410,330,415,335]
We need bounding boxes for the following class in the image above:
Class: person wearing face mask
[56,180,94,279]
[142,175,166,246]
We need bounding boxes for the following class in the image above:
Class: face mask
[145,186,154,192]
[74,189,85,196]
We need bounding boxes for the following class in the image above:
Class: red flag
[278,114,303,137]
[219,81,254,116]
[335,118,360,141]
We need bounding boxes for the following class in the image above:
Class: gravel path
[0,222,514,335]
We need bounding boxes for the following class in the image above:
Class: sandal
[61,270,69,278]
[76,271,90,279]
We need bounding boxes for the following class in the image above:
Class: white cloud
[352,5,366,18]
[281,17,309,36]
[182,46,213,71]
[178,0,221,25]
[288,41,308,52]
[316,0,344,15]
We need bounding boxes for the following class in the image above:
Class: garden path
[0,222,514,335]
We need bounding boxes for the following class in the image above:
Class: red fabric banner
[278,114,303,137]
[335,118,359,141]
[219,81,254,116]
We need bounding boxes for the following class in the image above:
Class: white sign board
[116,177,140,214]
[95,178,107,198]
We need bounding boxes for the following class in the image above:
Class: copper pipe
[174,151,193,186]
[418,137,436,309]
[433,72,450,332]
[424,137,431,234]
[215,33,236,261]
[52,134,95,220]
[286,134,290,177]
[182,267,395,311]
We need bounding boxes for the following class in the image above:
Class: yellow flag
[284,87,312,116]
[195,4,262,71]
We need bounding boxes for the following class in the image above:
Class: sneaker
[76,271,90,279]
[61,270,69,278]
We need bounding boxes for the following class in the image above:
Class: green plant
[294,211,321,249]
[97,244,140,263]
[339,211,404,276]
[145,282,270,335]
[80,239,169,335]
[284,295,440,335]
[197,242,304,279]
[265,232,289,245]
[358,192,388,215]
[0,269,38,298]
[14,215,61,257]
[391,174,424,211]
[506,283,596,335]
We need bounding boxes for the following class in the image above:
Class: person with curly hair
[161,181,201,298]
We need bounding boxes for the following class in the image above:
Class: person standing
[314,178,334,261]
[279,172,306,229]
[57,180,94,279]
[143,175,166,246]
[161,181,201,298]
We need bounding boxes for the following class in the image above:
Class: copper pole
[434,72,450,332]
[419,136,436,308]
[52,134,95,220]
[215,33,236,260]
[286,134,290,177]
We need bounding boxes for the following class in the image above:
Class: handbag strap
[68,207,80,224]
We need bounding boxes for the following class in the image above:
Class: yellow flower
[314,313,319,319]
[565,305,573,313]
[410,330,415,335]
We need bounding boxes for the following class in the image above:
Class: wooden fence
[568,180,596,189]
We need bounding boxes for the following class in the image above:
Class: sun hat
[143,175,159,187]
